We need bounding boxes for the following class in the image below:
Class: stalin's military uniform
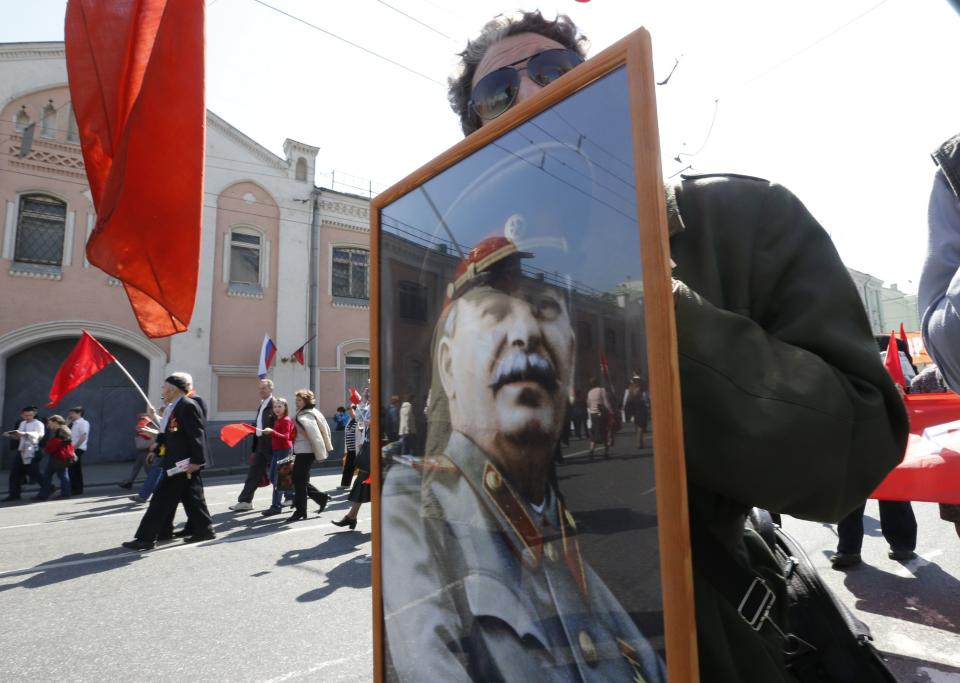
[382,432,665,682]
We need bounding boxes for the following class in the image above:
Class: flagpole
[112,358,156,412]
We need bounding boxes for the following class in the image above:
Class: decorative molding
[211,364,258,375]
[207,111,286,169]
[0,43,66,61]
[331,299,370,310]
[107,276,121,287]
[9,262,62,280]
[320,199,369,220]
[63,211,75,266]
[226,284,264,299]
[2,200,14,260]
[9,158,86,181]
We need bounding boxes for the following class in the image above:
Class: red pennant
[65,0,205,338]
[884,332,907,389]
[899,323,909,348]
[47,331,116,407]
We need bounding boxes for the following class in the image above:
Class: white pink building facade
[0,42,371,465]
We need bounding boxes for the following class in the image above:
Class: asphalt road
[2,435,958,682]
[0,470,373,682]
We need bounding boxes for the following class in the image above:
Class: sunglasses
[470,48,584,123]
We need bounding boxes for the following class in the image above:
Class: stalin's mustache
[489,350,558,394]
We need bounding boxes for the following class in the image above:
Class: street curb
[0,460,343,496]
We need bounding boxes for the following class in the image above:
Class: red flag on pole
[47,331,117,407]
[349,387,363,406]
[884,332,907,389]
[65,0,205,338]
[899,323,909,348]
[289,335,315,365]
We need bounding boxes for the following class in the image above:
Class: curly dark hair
[448,11,588,137]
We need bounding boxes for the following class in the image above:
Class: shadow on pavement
[839,559,960,635]
[0,547,143,592]
[274,530,373,602]
[571,507,658,535]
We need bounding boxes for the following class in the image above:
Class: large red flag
[47,331,117,407]
[65,0,205,338]
[884,332,907,389]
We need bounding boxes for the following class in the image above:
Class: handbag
[694,508,896,682]
[275,455,295,493]
[354,440,371,473]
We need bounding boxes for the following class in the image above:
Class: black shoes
[122,539,155,551]
[172,528,191,538]
[829,552,862,568]
[183,531,216,544]
[261,508,282,517]
[284,511,307,523]
[888,549,917,561]
[311,492,330,514]
[331,516,357,530]
[118,482,133,490]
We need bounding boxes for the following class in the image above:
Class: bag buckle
[738,577,776,631]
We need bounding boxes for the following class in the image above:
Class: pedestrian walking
[230,378,275,512]
[34,415,74,500]
[260,397,295,517]
[120,412,156,489]
[2,405,44,502]
[66,406,89,495]
[287,389,333,523]
[339,404,358,488]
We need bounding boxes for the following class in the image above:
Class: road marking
[892,549,944,578]
[261,649,372,683]
[0,517,370,579]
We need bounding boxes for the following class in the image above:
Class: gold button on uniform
[544,543,559,563]
[578,630,598,663]
[484,469,502,490]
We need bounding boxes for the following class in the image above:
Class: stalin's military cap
[444,235,533,307]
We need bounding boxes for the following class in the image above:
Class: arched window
[41,100,56,138]
[228,228,262,285]
[15,194,67,266]
[14,105,30,132]
[332,247,369,300]
[295,157,308,182]
[345,351,370,404]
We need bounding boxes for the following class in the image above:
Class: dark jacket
[158,395,208,469]
[669,174,908,682]
[251,397,276,455]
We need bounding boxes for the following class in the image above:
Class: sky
[3,0,960,292]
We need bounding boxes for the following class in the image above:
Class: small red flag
[65,0,205,338]
[292,348,305,365]
[884,332,907,389]
[349,387,363,406]
[47,331,116,407]
[899,323,909,348]
[219,423,257,448]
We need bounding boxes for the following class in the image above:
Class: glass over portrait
[376,66,669,682]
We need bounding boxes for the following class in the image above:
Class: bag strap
[689,516,817,664]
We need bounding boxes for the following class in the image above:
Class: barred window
[229,230,261,285]
[14,195,66,266]
[332,247,368,299]
[398,280,427,322]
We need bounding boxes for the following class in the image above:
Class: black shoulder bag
[693,509,897,682]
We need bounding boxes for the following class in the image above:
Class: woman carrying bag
[287,389,333,523]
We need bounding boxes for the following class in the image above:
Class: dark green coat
[668,174,908,682]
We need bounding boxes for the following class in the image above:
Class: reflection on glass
[379,67,665,681]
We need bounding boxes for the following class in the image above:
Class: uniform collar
[443,431,588,595]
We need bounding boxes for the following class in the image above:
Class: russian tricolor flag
[258,334,277,379]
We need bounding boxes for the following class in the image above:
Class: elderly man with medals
[382,235,665,682]
[122,374,215,551]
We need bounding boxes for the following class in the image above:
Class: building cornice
[0,43,66,61]
[207,111,286,170]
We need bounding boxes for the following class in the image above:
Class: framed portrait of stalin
[369,28,698,682]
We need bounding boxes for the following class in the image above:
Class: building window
[295,157,307,182]
[345,352,370,403]
[41,100,56,138]
[229,229,261,285]
[15,105,30,132]
[14,195,66,266]
[398,280,427,322]
[332,247,368,300]
[604,328,617,354]
[577,320,594,351]
[66,105,79,143]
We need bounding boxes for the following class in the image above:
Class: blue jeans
[39,459,71,498]
[138,461,164,499]
[268,449,293,510]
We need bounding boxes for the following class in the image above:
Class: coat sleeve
[314,410,333,457]
[672,179,908,522]
[919,171,960,392]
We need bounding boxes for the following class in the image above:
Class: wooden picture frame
[369,27,697,682]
